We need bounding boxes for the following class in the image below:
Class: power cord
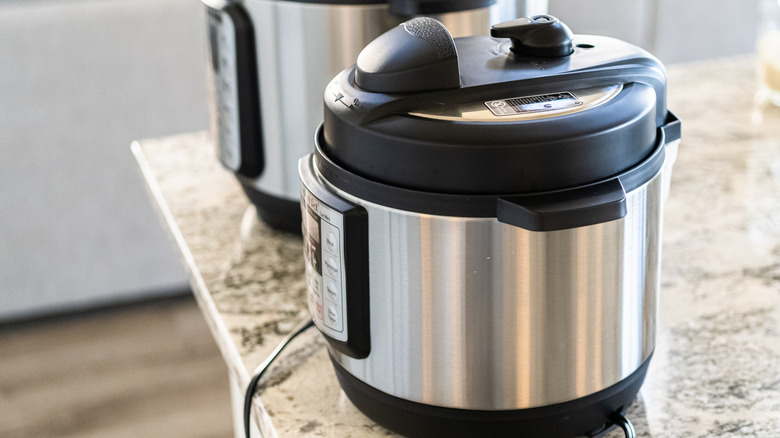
[608,411,636,438]
[243,318,315,438]
[241,319,636,438]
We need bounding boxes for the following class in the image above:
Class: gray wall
[0,0,208,321]
[549,0,760,64]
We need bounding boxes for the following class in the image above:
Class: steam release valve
[491,15,574,58]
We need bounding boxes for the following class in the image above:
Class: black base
[331,354,652,438]
[240,182,302,235]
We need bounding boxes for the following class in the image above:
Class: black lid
[322,17,668,195]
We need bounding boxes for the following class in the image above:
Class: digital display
[485,91,582,116]
[304,207,322,276]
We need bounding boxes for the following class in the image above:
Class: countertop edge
[131,139,280,438]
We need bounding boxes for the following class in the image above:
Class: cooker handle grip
[497,178,627,232]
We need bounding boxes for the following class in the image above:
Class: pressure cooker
[299,16,680,437]
[201,0,547,232]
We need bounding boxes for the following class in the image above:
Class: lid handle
[355,18,460,93]
[490,15,574,58]
[497,178,627,231]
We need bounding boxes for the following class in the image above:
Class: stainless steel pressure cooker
[201,0,546,232]
[299,16,681,437]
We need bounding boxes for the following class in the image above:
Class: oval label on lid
[485,91,583,116]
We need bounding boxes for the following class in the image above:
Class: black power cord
[608,411,636,438]
[242,319,637,438]
[243,318,315,438]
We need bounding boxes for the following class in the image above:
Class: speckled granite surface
[133,56,780,438]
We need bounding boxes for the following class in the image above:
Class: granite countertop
[133,56,780,438]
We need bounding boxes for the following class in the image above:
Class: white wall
[0,0,209,321]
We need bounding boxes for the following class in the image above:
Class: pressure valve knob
[491,15,574,58]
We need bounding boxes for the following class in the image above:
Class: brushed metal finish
[239,0,511,202]
[425,8,493,37]
[243,0,397,201]
[323,162,668,410]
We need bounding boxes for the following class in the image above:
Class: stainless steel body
[235,0,521,202]
[319,140,678,411]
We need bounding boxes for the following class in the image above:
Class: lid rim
[323,82,658,194]
[313,124,669,218]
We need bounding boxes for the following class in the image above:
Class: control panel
[302,190,348,340]
[204,1,263,178]
[299,156,370,358]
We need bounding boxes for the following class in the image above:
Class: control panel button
[324,303,343,332]
[323,255,340,280]
[325,278,340,303]
[321,222,340,255]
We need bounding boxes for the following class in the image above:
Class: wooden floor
[0,296,234,438]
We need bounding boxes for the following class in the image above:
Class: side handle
[661,111,681,144]
[497,178,627,232]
